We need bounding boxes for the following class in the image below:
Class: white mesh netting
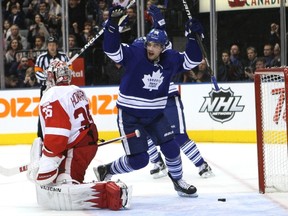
[259,72,288,192]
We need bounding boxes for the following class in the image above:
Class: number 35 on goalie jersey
[39,85,94,156]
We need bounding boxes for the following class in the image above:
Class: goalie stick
[181,0,220,91]
[67,0,136,65]
[0,130,140,177]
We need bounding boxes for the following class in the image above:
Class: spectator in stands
[5,38,23,67]
[255,57,266,70]
[103,58,125,85]
[7,4,26,29]
[68,0,87,35]
[46,0,61,16]
[33,34,47,51]
[112,0,130,7]
[3,19,12,39]
[182,59,211,83]
[86,0,99,21]
[101,9,110,27]
[37,1,50,24]
[26,1,49,24]
[245,46,258,73]
[27,13,50,47]
[12,56,35,87]
[5,24,28,50]
[245,57,266,81]
[28,35,47,61]
[82,34,100,85]
[144,0,153,34]
[77,21,94,47]
[3,0,22,19]
[269,22,280,46]
[5,74,19,88]
[68,34,80,58]
[217,49,241,82]
[23,66,38,88]
[271,43,281,67]
[94,0,109,27]
[121,6,137,44]
[218,50,231,81]
[229,43,246,81]
[262,43,274,68]
[46,4,62,38]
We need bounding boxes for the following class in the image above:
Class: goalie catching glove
[185,18,204,40]
[36,154,65,185]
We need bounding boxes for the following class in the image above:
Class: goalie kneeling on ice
[36,175,131,211]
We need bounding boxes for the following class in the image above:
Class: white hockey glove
[36,154,65,186]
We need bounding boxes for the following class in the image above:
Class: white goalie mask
[46,59,72,89]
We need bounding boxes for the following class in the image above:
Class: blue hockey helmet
[132,36,146,47]
[145,29,168,47]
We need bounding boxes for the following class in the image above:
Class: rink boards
[0,83,258,145]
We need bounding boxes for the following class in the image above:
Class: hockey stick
[98,129,141,147]
[182,0,220,91]
[0,164,29,177]
[67,0,136,65]
[0,130,140,177]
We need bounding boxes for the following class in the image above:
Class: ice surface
[0,143,287,216]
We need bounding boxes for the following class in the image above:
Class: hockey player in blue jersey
[148,83,214,179]
[94,5,204,197]
[132,39,214,179]
[143,4,214,179]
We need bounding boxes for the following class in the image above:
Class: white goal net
[254,68,288,193]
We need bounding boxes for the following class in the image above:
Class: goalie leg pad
[106,181,122,210]
[27,137,43,182]
[36,182,101,210]
[30,137,43,163]
[89,182,108,209]
[107,180,132,210]
[36,180,131,210]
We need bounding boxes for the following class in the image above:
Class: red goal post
[254,67,288,193]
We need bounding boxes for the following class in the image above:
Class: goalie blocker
[36,175,131,211]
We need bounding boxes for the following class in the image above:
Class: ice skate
[168,173,198,197]
[150,154,168,179]
[199,161,214,178]
[93,163,112,181]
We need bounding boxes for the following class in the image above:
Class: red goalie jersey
[39,84,98,183]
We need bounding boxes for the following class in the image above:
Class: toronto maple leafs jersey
[103,29,202,117]
[39,85,94,156]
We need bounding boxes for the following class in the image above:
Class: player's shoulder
[36,51,49,59]
[41,86,76,103]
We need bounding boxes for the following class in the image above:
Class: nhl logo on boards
[199,88,244,123]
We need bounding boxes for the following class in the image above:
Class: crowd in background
[1,0,284,89]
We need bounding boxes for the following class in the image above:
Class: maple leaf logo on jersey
[142,70,164,91]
